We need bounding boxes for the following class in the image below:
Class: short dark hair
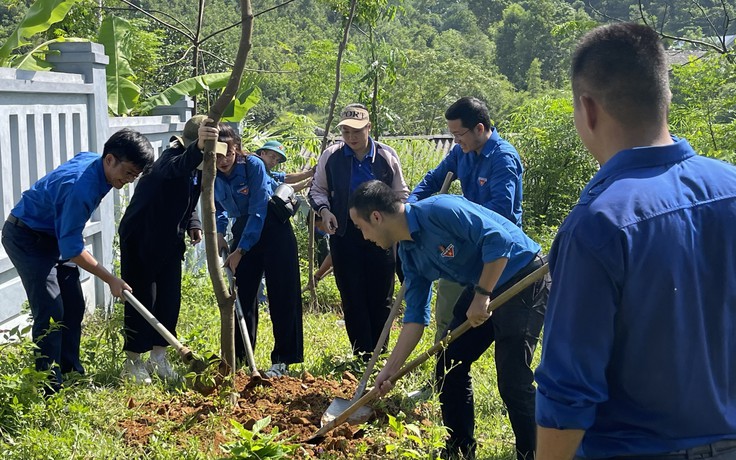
[103,128,154,173]
[444,97,492,131]
[349,180,402,222]
[572,23,670,127]
[217,123,242,156]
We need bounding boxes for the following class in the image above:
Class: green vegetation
[1,0,735,457]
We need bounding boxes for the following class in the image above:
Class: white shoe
[122,357,152,384]
[147,353,179,382]
[264,363,288,378]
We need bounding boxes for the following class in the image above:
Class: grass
[0,268,540,459]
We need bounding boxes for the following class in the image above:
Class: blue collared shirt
[11,152,112,260]
[408,128,523,227]
[399,195,539,325]
[346,137,377,193]
[535,138,736,457]
[214,155,271,251]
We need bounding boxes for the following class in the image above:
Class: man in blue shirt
[408,97,538,460]
[349,180,548,460]
[409,96,525,343]
[535,23,736,460]
[1,129,154,391]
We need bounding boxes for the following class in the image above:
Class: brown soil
[118,370,430,458]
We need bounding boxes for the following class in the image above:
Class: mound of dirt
[119,370,407,458]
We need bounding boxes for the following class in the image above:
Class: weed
[218,416,297,460]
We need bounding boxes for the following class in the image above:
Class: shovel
[305,263,549,443]
[221,250,271,389]
[321,284,407,427]
[318,171,455,427]
[122,290,228,395]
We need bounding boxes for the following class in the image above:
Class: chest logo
[439,244,455,258]
[238,185,250,195]
[478,177,487,186]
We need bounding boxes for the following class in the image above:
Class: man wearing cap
[308,103,409,357]
[118,115,220,383]
[256,140,314,192]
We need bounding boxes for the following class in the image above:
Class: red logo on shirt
[478,177,487,186]
[238,185,249,195]
[439,244,455,258]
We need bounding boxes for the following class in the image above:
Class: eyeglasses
[451,128,473,140]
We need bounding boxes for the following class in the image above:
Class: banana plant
[138,72,262,122]
[0,0,83,69]
[98,16,141,116]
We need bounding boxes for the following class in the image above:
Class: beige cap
[336,106,370,129]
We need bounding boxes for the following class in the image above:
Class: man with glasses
[1,128,155,392]
[408,97,539,460]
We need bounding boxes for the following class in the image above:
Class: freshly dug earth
[118,370,430,458]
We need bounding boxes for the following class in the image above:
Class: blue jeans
[2,219,86,388]
[435,256,549,460]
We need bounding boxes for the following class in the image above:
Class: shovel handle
[309,263,549,441]
[351,284,406,401]
[222,252,263,379]
[122,290,193,362]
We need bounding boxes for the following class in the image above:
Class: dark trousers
[2,220,86,387]
[435,256,549,460]
[120,238,184,353]
[330,223,395,356]
[231,210,303,365]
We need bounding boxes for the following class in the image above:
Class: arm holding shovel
[374,258,507,396]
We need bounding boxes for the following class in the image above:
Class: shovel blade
[321,397,374,427]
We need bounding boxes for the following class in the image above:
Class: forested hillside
[2,0,733,136]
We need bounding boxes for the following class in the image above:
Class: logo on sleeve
[438,244,455,258]
[238,184,250,195]
[478,177,487,186]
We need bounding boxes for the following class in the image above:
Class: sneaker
[264,363,288,378]
[147,354,179,382]
[122,357,152,384]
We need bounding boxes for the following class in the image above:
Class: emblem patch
[439,244,455,258]
[238,185,250,195]
[478,177,487,186]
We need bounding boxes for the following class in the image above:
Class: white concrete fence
[0,42,196,331]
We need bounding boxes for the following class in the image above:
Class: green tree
[670,53,736,162]
[503,93,598,246]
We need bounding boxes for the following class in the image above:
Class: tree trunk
[200,0,254,403]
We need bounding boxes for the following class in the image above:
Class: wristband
[474,285,492,297]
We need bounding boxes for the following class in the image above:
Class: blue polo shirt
[214,155,271,251]
[535,138,736,457]
[11,152,112,260]
[346,138,377,193]
[408,128,523,227]
[399,195,539,326]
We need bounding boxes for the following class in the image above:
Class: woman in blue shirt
[215,125,303,378]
